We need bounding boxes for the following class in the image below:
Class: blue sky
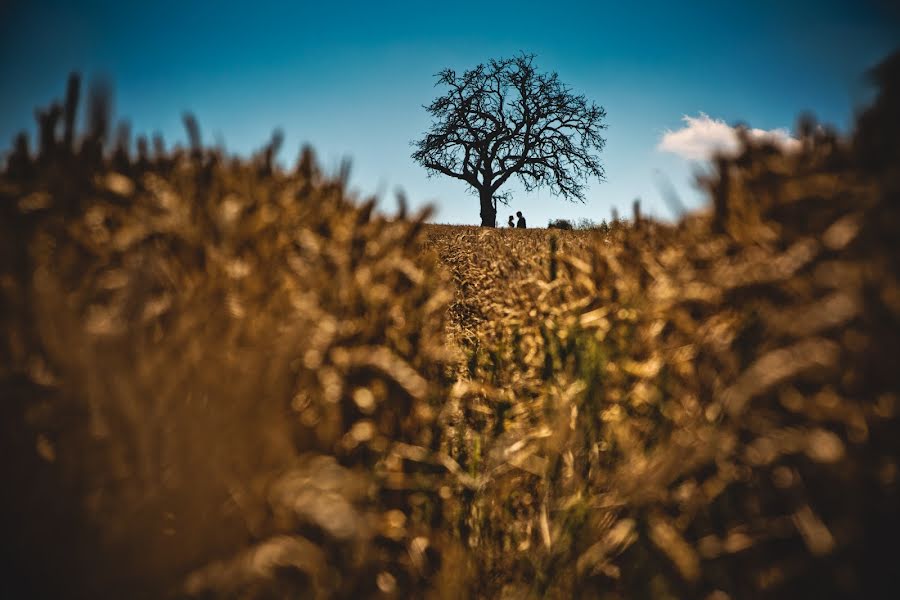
[1,1,897,225]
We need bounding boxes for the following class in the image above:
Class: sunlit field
[2,53,899,599]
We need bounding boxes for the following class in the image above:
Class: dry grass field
[1,53,899,599]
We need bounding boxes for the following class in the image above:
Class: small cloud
[657,113,800,160]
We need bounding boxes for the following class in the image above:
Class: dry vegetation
[2,53,899,599]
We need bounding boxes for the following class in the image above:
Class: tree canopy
[412,54,607,226]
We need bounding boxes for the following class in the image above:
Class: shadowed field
[1,53,899,599]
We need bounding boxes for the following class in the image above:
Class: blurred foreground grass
[2,53,899,599]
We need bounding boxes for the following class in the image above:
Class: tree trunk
[479,189,496,227]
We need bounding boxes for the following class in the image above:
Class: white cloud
[657,113,800,160]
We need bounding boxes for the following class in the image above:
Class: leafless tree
[412,54,607,226]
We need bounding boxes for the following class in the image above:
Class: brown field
[1,57,899,599]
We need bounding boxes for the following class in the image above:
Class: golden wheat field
[1,53,899,599]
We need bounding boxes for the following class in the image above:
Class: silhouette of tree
[412,54,607,226]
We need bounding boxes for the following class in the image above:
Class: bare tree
[412,54,607,226]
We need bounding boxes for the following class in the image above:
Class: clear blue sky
[1,1,897,225]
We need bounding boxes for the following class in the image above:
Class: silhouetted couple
[507,211,527,229]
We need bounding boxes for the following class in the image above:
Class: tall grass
[1,75,453,599]
[2,52,899,598]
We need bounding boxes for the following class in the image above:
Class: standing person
[516,211,527,229]
[508,215,515,228]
